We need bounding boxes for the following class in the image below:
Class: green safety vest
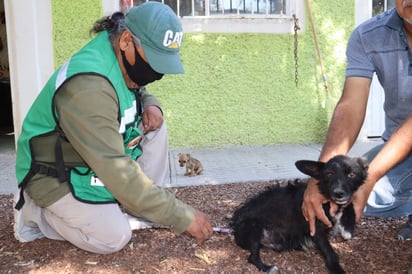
[15,31,142,204]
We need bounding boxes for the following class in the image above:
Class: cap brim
[142,43,184,74]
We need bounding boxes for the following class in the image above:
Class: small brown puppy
[178,153,203,176]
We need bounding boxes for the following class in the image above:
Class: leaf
[13,260,35,266]
[194,251,211,264]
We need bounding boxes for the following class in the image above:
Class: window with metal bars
[372,0,395,16]
[121,0,295,17]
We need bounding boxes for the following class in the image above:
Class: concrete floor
[0,130,16,194]
[0,128,383,194]
[166,139,382,188]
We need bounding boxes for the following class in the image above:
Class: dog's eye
[325,172,333,178]
[348,172,356,178]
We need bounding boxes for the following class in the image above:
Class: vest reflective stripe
[55,59,70,89]
[119,100,138,134]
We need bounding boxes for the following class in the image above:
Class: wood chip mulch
[1,181,411,273]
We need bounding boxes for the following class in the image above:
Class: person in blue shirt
[302,0,412,243]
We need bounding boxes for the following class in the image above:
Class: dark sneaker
[397,215,412,241]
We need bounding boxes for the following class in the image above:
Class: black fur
[230,155,368,274]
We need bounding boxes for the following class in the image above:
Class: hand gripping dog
[230,155,368,274]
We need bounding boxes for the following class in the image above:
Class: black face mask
[121,44,164,87]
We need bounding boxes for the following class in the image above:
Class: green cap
[125,2,184,74]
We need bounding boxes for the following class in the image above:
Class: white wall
[355,0,372,26]
[355,0,385,139]
[102,0,119,16]
[4,0,54,142]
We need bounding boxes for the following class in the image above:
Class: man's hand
[186,209,213,245]
[302,178,334,236]
[141,105,163,134]
[351,178,374,223]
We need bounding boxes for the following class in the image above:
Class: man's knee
[100,228,132,254]
[92,225,132,254]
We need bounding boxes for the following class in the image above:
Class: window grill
[372,0,395,16]
[121,0,296,18]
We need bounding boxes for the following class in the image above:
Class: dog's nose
[332,189,345,199]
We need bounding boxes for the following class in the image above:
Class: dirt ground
[1,181,411,273]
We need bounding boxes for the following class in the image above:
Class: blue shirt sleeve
[345,28,375,79]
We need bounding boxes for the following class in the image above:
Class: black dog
[230,155,368,274]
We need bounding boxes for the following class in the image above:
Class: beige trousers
[14,122,169,254]
[136,121,169,185]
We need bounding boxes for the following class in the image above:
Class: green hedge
[52,0,354,148]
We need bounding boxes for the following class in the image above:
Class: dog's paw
[266,266,279,274]
[334,223,353,240]
[338,228,353,240]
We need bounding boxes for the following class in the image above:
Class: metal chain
[293,14,300,87]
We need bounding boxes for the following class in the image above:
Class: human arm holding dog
[304,80,412,235]
[352,113,412,222]
[302,76,371,236]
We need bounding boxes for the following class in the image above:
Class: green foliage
[51,0,355,148]
[51,0,101,67]
[150,33,327,147]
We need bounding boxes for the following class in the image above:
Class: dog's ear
[295,160,325,179]
[357,157,369,170]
